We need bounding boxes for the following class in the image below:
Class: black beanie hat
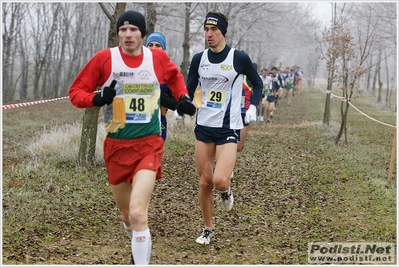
[116,10,147,37]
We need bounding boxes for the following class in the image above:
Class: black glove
[160,93,177,110]
[92,80,117,107]
[176,95,196,116]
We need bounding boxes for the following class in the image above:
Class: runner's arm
[186,52,203,101]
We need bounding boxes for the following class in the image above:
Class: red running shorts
[103,134,164,185]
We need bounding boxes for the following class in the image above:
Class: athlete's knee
[199,175,213,191]
[213,174,230,191]
[129,205,147,227]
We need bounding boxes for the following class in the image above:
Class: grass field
[2,81,397,264]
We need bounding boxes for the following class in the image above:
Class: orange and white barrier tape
[345,99,396,129]
[315,81,345,99]
[315,80,396,129]
[2,96,70,110]
[2,90,101,110]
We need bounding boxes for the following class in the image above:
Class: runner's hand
[176,95,196,116]
[160,93,177,110]
[92,80,117,106]
[245,104,257,123]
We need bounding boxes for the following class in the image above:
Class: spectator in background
[146,31,177,141]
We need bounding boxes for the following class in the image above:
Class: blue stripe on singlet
[223,100,231,128]
[223,73,240,128]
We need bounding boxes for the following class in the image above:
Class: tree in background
[78,2,126,165]
[145,3,156,35]
[319,2,342,127]
[180,2,191,82]
[2,2,25,102]
[322,23,368,145]
[1,2,339,104]
[319,2,396,132]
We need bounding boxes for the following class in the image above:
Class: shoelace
[202,228,213,238]
[221,190,231,201]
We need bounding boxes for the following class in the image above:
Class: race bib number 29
[206,89,226,109]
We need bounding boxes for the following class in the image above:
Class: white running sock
[123,222,132,240]
[132,228,152,265]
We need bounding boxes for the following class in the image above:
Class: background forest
[2,2,397,106]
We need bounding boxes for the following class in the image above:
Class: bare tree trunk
[376,47,383,103]
[14,11,28,101]
[2,3,22,103]
[384,48,390,106]
[377,69,383,103]
[43,3,61,99]
[322,4,336,127]
[31,5,50,99]
[343,105,348,144]
[180,2,191,82]
[335,70,357,145]
[78,3,126,165]
[371,68,378,97]
[366,57,372,93]
[66,3,85,86]
[53,4,69,98]
[20,57,29,100]
[146,3,156,35]
[389,83,395,109]
[323,69,334,126]
[372,48,381,98]
[335,93,350,145]
[78,104,101,164]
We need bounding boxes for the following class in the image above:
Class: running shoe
[221,186,234,211]
[259,116,264,122]
[196,227,214,245]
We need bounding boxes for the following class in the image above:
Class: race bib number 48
[124,95,151,123]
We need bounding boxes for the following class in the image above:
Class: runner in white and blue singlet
[186,11,262,245]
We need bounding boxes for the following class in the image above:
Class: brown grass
[2,84,396,264]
